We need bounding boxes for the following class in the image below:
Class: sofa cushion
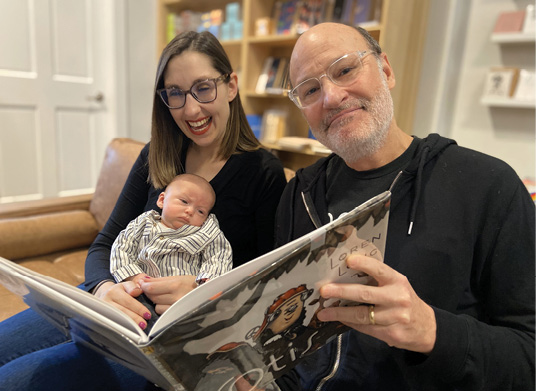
[0,210,98,260]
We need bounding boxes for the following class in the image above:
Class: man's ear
[380,53,396,89]
[156,192,165,209]
[227,72,239,101]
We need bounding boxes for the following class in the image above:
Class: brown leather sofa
[0,138,145,321]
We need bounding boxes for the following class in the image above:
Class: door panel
[0,0,115,203]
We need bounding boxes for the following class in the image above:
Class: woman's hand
[140,275,197,315]
[93,280,152,329]
[317,254,437,354]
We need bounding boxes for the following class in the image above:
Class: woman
[0,31,294,390]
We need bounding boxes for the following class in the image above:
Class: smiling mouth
[187,117,212,135]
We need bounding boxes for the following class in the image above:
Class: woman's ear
[227,72,239,101]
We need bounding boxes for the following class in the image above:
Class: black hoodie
[275,134,535,390]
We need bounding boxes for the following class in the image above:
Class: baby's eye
[197,209,206,215]
[180,198,188,204]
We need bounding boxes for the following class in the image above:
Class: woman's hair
[149,31,260,189]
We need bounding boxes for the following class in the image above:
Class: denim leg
[0,307,70,366]
[0,341,162,391]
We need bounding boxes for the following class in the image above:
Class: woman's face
[163,50,238,149]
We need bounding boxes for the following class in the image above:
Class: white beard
[311,63,394,166]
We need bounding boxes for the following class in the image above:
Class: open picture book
[0,190,391,391]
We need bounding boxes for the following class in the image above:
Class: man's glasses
[157,73,230,109]
[288,51,373,109]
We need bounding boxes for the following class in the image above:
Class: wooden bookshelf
[157,0,429,169]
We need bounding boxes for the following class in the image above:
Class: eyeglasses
[157,74,229,109]
[288,51,373,109]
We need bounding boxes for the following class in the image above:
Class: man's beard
[311,72,394,166]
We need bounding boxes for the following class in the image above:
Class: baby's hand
[126,273,151,287]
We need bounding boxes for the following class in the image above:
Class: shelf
[263,142,330,157]
[491,32,536,44]
[481,96,535,108]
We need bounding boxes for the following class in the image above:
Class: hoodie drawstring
[408,146,430,235]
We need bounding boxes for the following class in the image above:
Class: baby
[110,173,232,330]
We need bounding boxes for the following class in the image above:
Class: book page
[150,191,391,390]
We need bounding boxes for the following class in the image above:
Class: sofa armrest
[0,210,99,260]
[0,194,92,219]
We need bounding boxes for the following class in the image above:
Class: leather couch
[0,138,145,321]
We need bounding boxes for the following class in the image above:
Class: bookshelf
[157,0,429,170]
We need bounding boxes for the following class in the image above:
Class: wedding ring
[368,305,376,325]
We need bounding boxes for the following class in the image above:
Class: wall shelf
[491,32,536,44]
[481,96,535,109]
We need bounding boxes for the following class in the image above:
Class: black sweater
[275,134,535,390]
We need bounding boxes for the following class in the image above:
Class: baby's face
[159,179,214,229]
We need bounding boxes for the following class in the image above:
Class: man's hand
[317,254,437,354]
[140,275,197,315]
[93,280,152,329]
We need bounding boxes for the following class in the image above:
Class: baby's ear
[156,191,165,208]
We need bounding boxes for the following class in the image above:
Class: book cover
[266,58,289,94]
[493,10,526,33]
[0,191,391,391]
[276,0,299,35]
[255,57,275,94]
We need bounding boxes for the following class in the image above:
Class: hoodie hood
[291,133,456,236]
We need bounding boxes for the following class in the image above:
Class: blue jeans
[0,307,159,390]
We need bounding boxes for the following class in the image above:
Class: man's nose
[321,77,347,108]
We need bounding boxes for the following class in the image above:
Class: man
[275,23,535,390]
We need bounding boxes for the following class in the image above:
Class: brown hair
[149,31,260,189]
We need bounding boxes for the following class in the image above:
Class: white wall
[414,0,535,180]
[124,0,158,143]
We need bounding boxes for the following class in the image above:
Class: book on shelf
[513,69,535,101]
[276,136,332,155]
[493,10,526,33]
[274,0,299,35]
[483,67,520,98]
[0,191,392,391]
[266,58,290,95]
[255,57,275,94]
[261,109,288,143]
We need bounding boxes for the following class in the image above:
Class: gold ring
[369,305,376,325]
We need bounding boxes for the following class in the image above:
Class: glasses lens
[162,88,186,108]
[328,52,363,87]
[293,79,321,108]
[192,79,217,103]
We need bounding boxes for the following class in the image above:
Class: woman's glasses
[157,74,230,109]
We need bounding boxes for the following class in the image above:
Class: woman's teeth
[188,118,210,131]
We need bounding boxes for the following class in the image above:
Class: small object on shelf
[261,109,287,143]
[523,5,535,34]
[513,69,535,101]
[255,57,275,94]
[246,114,263,139]
[483,67,519,98]
[493,10,526,33]
[277,136,331,155]
[255,17,274,36]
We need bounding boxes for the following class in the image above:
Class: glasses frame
[157,73,230,109]
[288,50,373,109]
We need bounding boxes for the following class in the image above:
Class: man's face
[289,25,395,164]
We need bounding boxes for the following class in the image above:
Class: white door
[0,0,118,203]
